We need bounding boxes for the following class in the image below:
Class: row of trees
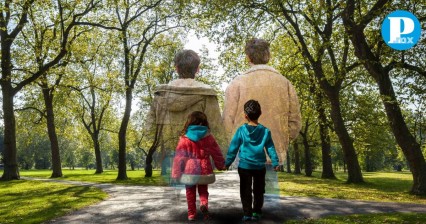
[1,0,425,195]
[191,0,425,194]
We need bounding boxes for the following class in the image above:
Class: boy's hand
[217,166,227,171]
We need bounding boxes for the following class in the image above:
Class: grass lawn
[0,179,107,224]
[19,169,426,204]
[278,171,426,204]
[20,169,169,186]
[286,213,426,224]
[3,169,425,223]
[279,171,426,223]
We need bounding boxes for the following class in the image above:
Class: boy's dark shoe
[252,212,262,221]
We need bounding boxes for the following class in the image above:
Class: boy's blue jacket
[225,123,279,170]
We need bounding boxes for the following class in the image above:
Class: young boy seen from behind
[225,100,280,222]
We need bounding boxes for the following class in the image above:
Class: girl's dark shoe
[200,204,210,220]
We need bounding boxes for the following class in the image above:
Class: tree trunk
[145,146,156,177]
[286,151,292,173]
[83,86,104,175]
[117,88,133,180]
[93,132,103,174]
[342,7,426,194]
[319,122,335,179]
[0,84,20,180]
[316,93,335,179]
[0,37,20,180]
[328,92,363,183]
[311,80,335,179]
[299,123,312,177]
[41,82,63,178]
[374,70,426,193]
[302,135,312,177]
[293,142,301,174]
[145,125,163,177]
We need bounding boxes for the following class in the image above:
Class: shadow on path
[22,171,426,224]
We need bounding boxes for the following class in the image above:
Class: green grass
[285,213,426,224]
[278,171,426,204]
[3,169,426,224]
[20,169,169,186]
[279,171,426,223]
[19,169,426,204]
[0,180,107,224]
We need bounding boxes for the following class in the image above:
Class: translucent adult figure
[222,38,302,169]
[148,50,226,172]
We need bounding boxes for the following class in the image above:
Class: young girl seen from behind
[171,111,226,221]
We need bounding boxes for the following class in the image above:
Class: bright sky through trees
[184,31,228,91]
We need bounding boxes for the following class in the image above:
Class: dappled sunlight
[277,171,426,204]
[0,180,106,224]
[20,169,169,186]
[286,213,426,224]
[6,170,426,223]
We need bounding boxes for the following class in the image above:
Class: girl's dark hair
[181,111,210,135]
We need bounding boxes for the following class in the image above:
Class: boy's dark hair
[174,49,200,79]
[244,100,262,121]
[181,111,210,135]
[245,38,270,64]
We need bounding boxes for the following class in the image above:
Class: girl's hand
[218,166,227,171]
[274,166,280,172]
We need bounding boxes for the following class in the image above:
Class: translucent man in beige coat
[222,38,302,168]
[149,50,226,152]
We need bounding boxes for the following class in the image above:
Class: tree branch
[386,61,426,78]
[15,106,45,124]
[81,112,93,135]
[359,0,390,29]
[12,0,98,94]
[125,0,163,26]
[100,128,119,134]
[346,62,361,72]
[10,0,35,39]
[15,106,45,117]
[74,21,122,31]
[0,1,10,37]
[275,0,316,66]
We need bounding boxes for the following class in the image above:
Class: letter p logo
[388,17,414,43]
[381,10,421,50]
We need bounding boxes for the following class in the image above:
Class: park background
[0,0,425,223]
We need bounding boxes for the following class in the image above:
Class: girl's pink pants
[185,185,208,218]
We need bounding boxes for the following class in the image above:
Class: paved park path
[25,171,426,224]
